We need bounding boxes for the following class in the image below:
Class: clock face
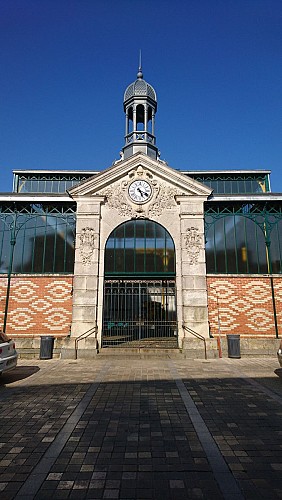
[128,180,152,204]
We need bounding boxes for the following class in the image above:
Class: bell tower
[122,63,159,160]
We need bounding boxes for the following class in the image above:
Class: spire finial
[137,49,143,79]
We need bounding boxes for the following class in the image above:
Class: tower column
[144,104,148,133]
[133,105,137,132]
[125,108,129,136]
[152,111,155,136]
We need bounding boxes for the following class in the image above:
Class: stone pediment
[68,152,212,198]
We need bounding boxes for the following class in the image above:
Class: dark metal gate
[102,279,177,347]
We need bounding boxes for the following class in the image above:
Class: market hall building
[1,68,282,358]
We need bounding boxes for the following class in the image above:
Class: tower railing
[125,131,155,144]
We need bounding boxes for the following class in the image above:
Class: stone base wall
[0,275,73,337]
[207,275,282,338]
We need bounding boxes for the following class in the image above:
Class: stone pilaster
[70,196,104,338]
[176,196,209,341]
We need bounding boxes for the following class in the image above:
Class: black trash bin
[40,336,55,360]
[227,334,240,358]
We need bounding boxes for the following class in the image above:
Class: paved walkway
[0,355,281,499]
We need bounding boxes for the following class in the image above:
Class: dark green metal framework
[14,173,92,194]
[190,173,270,194]
[205,201,282,274]
[13,171,271,195]
[0,202,76,274]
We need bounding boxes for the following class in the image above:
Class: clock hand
[137,188,149,198]
[137,188,145,198]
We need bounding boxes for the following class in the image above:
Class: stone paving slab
[0,356,281,499]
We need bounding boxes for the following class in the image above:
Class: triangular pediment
[68,153,212,198]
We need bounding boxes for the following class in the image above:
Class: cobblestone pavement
[0,355,281,499]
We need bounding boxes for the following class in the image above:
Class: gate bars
[102,279,177,347]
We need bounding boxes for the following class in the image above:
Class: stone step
[98,347,182,358]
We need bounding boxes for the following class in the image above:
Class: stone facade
[69,152,212,347]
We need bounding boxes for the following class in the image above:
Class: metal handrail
[74,325,97,360]
[182,324,207,360]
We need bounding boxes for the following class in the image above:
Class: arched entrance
[102,219,177,347]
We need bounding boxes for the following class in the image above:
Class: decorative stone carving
[184,227,202,264]
[102,185,135,217]
[79,227,96,264]
[148,185,178,216]
[100,167,182,218]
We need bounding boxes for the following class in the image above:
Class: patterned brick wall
[1,274,281,339]
[0,275,73,337]
[207,275,282,337]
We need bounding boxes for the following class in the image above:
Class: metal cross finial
[137,49,143,79]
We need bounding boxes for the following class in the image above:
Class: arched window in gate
[105,219,175,276]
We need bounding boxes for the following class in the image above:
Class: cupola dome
[124,77,157,105]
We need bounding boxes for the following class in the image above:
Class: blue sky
[1,0,282,192]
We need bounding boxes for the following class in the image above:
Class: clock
[128,180,152,204]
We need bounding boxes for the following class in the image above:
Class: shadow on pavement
[0,365,40,384]
[274,367,282,378]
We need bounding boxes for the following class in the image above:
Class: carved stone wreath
[148,185,178,216]
[79,227,96,265]
[184,227,202,264]
[101,186,135,217]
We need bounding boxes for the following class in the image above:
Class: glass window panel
[115,224,125,241]
[209,180,217,192]
[211,218,225,272]
[217,180,224,193]
[54,223,66,272]
[167,250,175,273]
[105,249,114,273]
[270,222,282,273]
[252,220,267,273]
[58,181,66,193]
[125,248,134,272]
[115,249,124,272]
[232,181,239,194]
[205,227,216,273]
[135,221,145,238]
[65,227,75,273]
[237,180,246,193]
[224,180,231,193]
[45,180,52,193]
[136,249,145,272]
[224,216,237,273]
[14,215,34,272]
[0,218,11,273]
[233,216,248,273]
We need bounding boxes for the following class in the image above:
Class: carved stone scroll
[79,227,96,265]
[148,185,178,216]
[184,227,201,264]
[101,186,135,217]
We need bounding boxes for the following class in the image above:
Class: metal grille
[102,279,177,347]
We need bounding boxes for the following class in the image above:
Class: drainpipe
[265,234,279,339]
[3,223,16,333]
